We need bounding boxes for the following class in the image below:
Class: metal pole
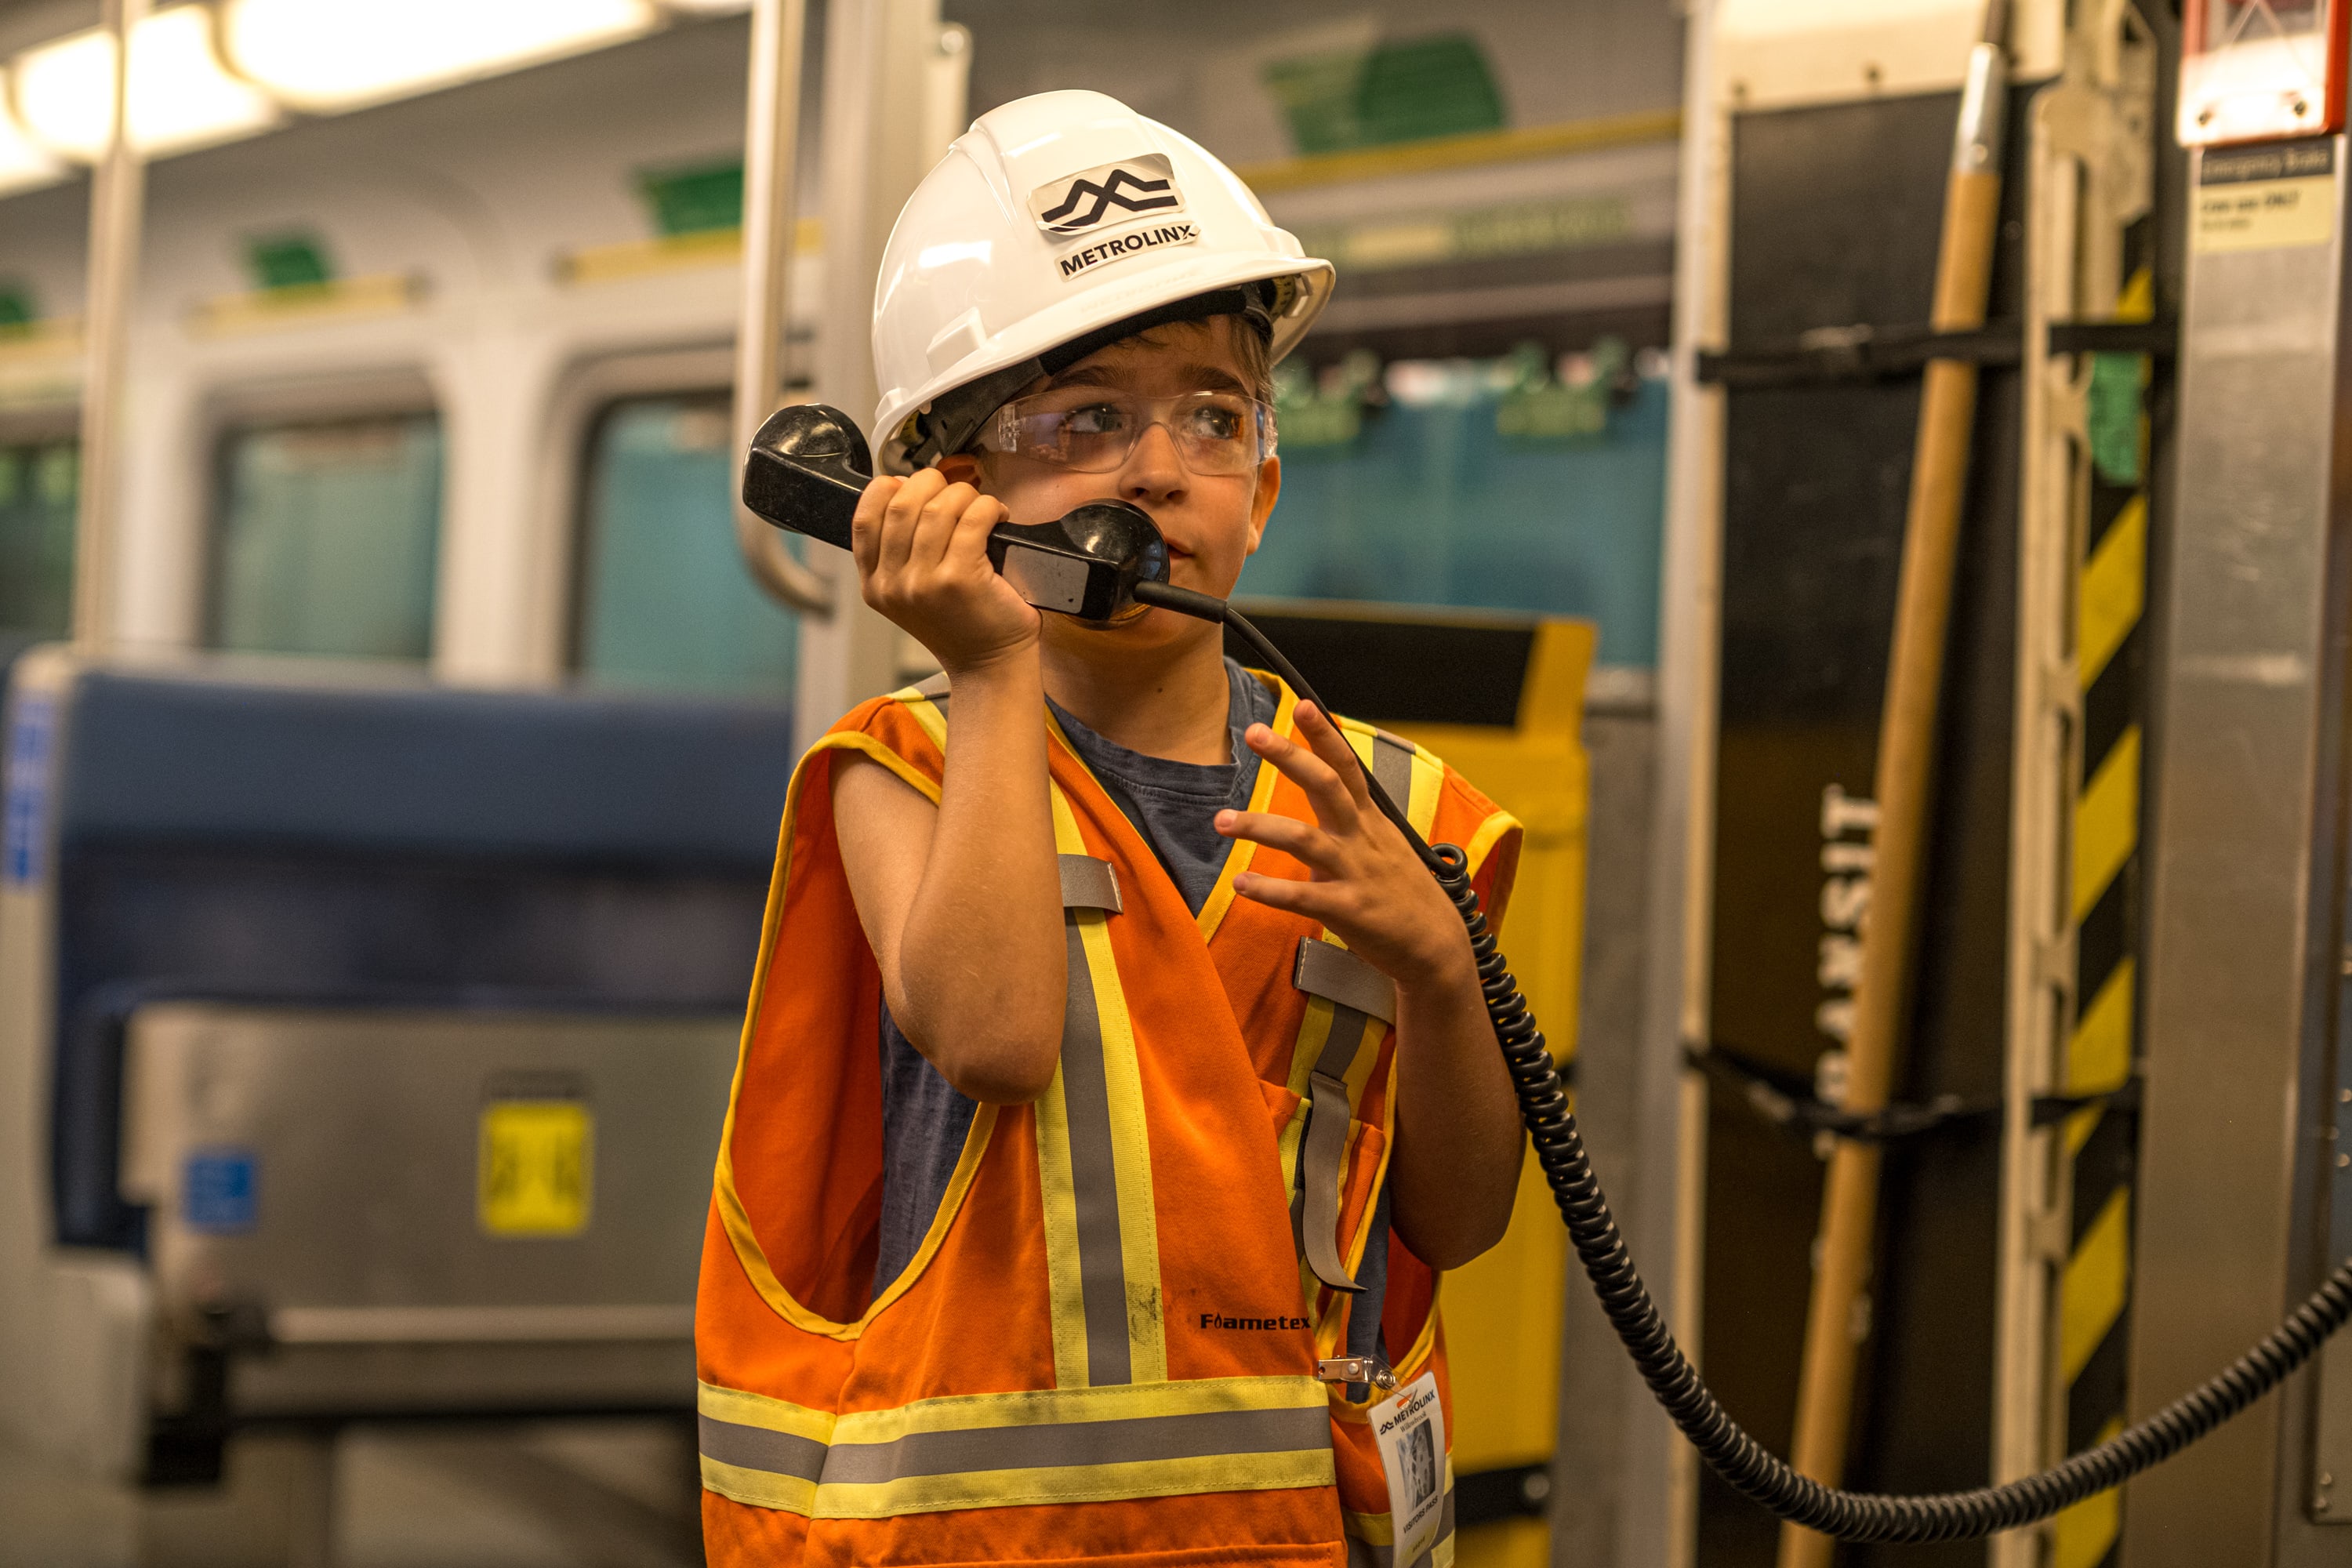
[71,0,151,656]
[790,0,953,754]
[731,0,833,616]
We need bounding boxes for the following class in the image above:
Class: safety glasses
[975,388,1277,477]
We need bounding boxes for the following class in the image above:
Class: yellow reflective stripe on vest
[697,1376,1334,1519]
[891,676,951,753]
[1036,782,1167,1388]
[1196,673,1295,942]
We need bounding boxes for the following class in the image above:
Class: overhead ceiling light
[221,0,661,114]
[0,93,67,195]
[13,5,280,162]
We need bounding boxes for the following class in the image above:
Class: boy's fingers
[906,476,973,571]
[879,470,946,573]
[850,476,901,579]
[1230,869,1333,922]
[1294,703,1373,810]
[945,492,1005,570]
[1247,719,1359,833]
[1216,809,1341,876]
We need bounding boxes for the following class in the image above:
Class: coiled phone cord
[1138,579,2352,1543]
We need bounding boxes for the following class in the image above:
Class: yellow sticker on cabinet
[479,1099,592,1236]
[2195,140,2336,254]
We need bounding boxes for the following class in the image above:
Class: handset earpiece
[741,402,873,553]
[741,402,1172,622]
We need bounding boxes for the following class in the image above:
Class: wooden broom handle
[1775,38,2007,1568]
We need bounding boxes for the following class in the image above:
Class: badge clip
[1317,1356,1398,1390]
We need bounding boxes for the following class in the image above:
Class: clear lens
[985,390,1272,475]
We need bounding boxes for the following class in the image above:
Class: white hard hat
[870,89,1334,474]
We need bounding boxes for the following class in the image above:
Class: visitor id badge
[1373,1371,1446,1565]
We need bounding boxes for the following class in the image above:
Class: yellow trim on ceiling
[186,274,423,339]
[554,218,823,288]
[1236,109,1684,195]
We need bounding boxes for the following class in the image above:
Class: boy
[698,90,1525,1566]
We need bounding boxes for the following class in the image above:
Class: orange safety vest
[696,671,1522,1567]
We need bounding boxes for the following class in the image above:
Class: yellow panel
[2067,958,2135,1097]
[2072,727,2140,923]
[2078,495,2146,688]
[1392,619,1595,1568]
[478,1099,593,1236]
[2051,1420,2125,1568]
[2060,1189,2130,1385]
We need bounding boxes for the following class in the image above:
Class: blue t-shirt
[868,662,1390,1359]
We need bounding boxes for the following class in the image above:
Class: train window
[1245,345,1669,666]
[573,393,797,698]
[0,437,76,648]
[210,412,442,661]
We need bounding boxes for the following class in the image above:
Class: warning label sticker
[479,1098,593,1236]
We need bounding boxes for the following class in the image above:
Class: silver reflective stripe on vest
[1062,915,1134,1382]
[701,1407,1332,1486]
[699,1414,826,1483]
[1058,854,1123,913]
[1371,730,1416,820]
[1294,937,1396,1025]
[833,1404,1323,1484]
[913,671,952,699]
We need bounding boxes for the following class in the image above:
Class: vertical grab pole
[731,0,835,618]
[71,0,151,656]
[1775,9,2011,1566]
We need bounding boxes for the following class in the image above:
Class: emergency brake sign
[2195,139,2336,254]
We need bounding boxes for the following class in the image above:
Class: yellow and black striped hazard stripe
[2049,261,2153,1568]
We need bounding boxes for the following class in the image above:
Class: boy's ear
[1245,454,1281,556]
[937,452,985,486]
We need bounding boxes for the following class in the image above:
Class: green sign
[637,159,744,237]
[1263,32,1507,156]
[245,233,334,292]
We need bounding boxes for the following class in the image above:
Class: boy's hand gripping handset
[737,404,2352,1545]
[742,402,1207,625]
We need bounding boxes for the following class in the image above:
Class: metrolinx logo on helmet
[1029,154,1185,236]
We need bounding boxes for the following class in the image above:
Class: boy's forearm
[896,650,1068,1102]
[1388,957,1523,1271]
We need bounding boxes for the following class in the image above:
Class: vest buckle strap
[1297,1069,1364,1293]
[1058,853,1123,913]
[1293,938,1396,1025]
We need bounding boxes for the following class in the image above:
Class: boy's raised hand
[1217,702,1475,993]
[851,470,1040,674]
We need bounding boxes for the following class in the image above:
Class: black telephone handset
[741,402,1175,623]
